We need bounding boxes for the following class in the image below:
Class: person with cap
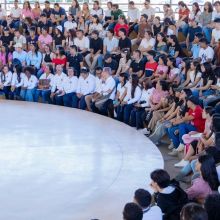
[74,29,90,57]
[60,67,78,107]
[20,66,38,102]
[50,3,67,26]
[50,64,67,105]
[38,26,53,51]
[143,50,158,79]
[0,65,13,99]
[26,43,42,71]
[10,0,22,29]
[211,18,220,47]
[138,31,155,55]
[85,30,103,73]
[13,29,27,50]
[103,54,118,76]
[53,26,65,51]
[186,19,202,49]
[133,188,162,220]
[37,13,53,35]
[0,27,14,49]
[35,64,54,104]
[12,43,27,67]
[74,67,96,109]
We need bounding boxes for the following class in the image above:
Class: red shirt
[52,57,67,66]
[114,23,129,37]
[188,105,205,132]
[179,9,190,22]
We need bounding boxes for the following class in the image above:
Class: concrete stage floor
[0,101,163,220]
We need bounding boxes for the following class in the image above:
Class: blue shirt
[26,51,42,69]
[13,50,27,64]
[191,44,200,59]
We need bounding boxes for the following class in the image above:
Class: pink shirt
[155,65,168,75]
[22,9,33,19]
[0,52,12,65]
[151,89,168,104]
[38,34,53,46]
[186,177,213,200]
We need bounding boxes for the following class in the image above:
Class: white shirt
[39,73,54,88]
[77,74,96,95]
[64,21,77,31]
[128,8,140,22]
[23,75,38,89]
[141,7,155,20]
[0,71,13,86]
[51,72,67,93]
[126,84,142,104]
[212,28,220,42]
[0,8,6,19]
[11,72,26,88]
[103,37,119,53]
[10,7,22,19]
[199,46,214,63]
[143,206,162,220]
[117,83,126,100]
[90,8,104,17]
[101,76,116,100]
[95,76,102,93]
[104,9,112,17]
[212,11,220,21]
[139,38,155,49]
[14,35,27,45]
[74,36,90,51]
[139,87,155,107]
[63,76,78,94]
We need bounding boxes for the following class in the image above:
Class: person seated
[0,65,12,99]
[154,33,168,56]
[20,66,38,102]
[180,203,208,220]
[150,169,188,220]
[114,15,129,37]
[152,16,162,36]
[88,15,103,36]
[50,3,67,26]
[64,14,77,33]
[123,203,143,220]
[37,13,53,35]
[198,38,214,64]
[53,26,65,50]
[211,18,220,47]
[38,26,53,51]
[138,31,155,56]
[75,67,96,110]
[133,188,162,220]
[103,54,118,76]
[143,50,158,79]
[12,43,27,67]
[186,154,219,203]
[190,33,203,59]
[52,46,67,69]
[85,30,103,73]
[50,64,67,105]
[166,56,180,85]
[35,64,54,104]
[108,4,124,30]
[205,193,220,220]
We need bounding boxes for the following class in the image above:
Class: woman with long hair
[0,45,13,67]
[122,74,141,124]
[26,43,42,70]
[53,26,65,50]
[186,154,219,202]
[69,0,81,19]
[190,2,201,23]
[32,1,42,21]
[22,1,33,19]
[199,2,213,43]
[167,34,185,58]
[0,65,13,99]
[79,2,90,22]
[88,15,103,36]
[155,32,167,55]
[52,46,67,69]
[163,4,175,21]
[166,56,180,85]
[116,49,131,76]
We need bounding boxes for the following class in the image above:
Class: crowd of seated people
[1,0,220,219]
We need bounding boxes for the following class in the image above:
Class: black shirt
[104,59,118,72]
[119,37,131,50]
[0,34,14,46]
[43,8,53,19]
[53,34,65,47]
[90,38,103,54]
[202,71,216,85]
[67,53,83,77]
[130,59,145,73]
[38,20,52,31]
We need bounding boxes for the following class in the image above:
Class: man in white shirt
[90,1,104,21]
[133,189,162,220]
[75,67,96,109]
[127,1,140,35]
[211,18,220,47]
[139,31,155,55]
[93,67,116,117]
[212,1,220,21]
[74,30,90,57]
[14,29,27,50]
[10,0,22,29]
[141,0,155,22]
[0,4,7,29]
[50,64,67,105]
[20,66,38,102]
[199,38,214,63]
[61,67,78,107]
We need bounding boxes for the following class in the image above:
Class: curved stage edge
[0,100,164,220]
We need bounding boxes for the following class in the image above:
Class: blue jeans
[63,92,77,107]
[20,88,36,102]
[179,23,189,37]
[202,26,212,43]
[123,104,134,124]
[35,90,51,103]
[72,95,87,110]
[167,125,179,148]
[116,105,124,122]
[130,108,145,129]
[0,86,11,99]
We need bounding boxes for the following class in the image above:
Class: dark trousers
[130,107,145,129]
[72,95,87,110]
[92,99,114,118]
[116,105,125,121]
[123,104,134,124]
[63,92,77,107]
[0,86,11,99]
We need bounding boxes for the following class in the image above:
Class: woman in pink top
[0,45,12,67]
[186,155,219,203]
[32,1,42,20]
[22,1,34,19]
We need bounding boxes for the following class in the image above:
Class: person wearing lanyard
[0,65,13,99]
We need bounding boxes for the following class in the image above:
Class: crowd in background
[1,0,220,219]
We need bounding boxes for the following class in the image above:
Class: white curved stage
[0,101,163,220]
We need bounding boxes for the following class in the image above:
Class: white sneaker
[176,144,185,152]
[142,128,151,135]
[174,159,189,167]
[168,148,178,156]
[168,142,174,150]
